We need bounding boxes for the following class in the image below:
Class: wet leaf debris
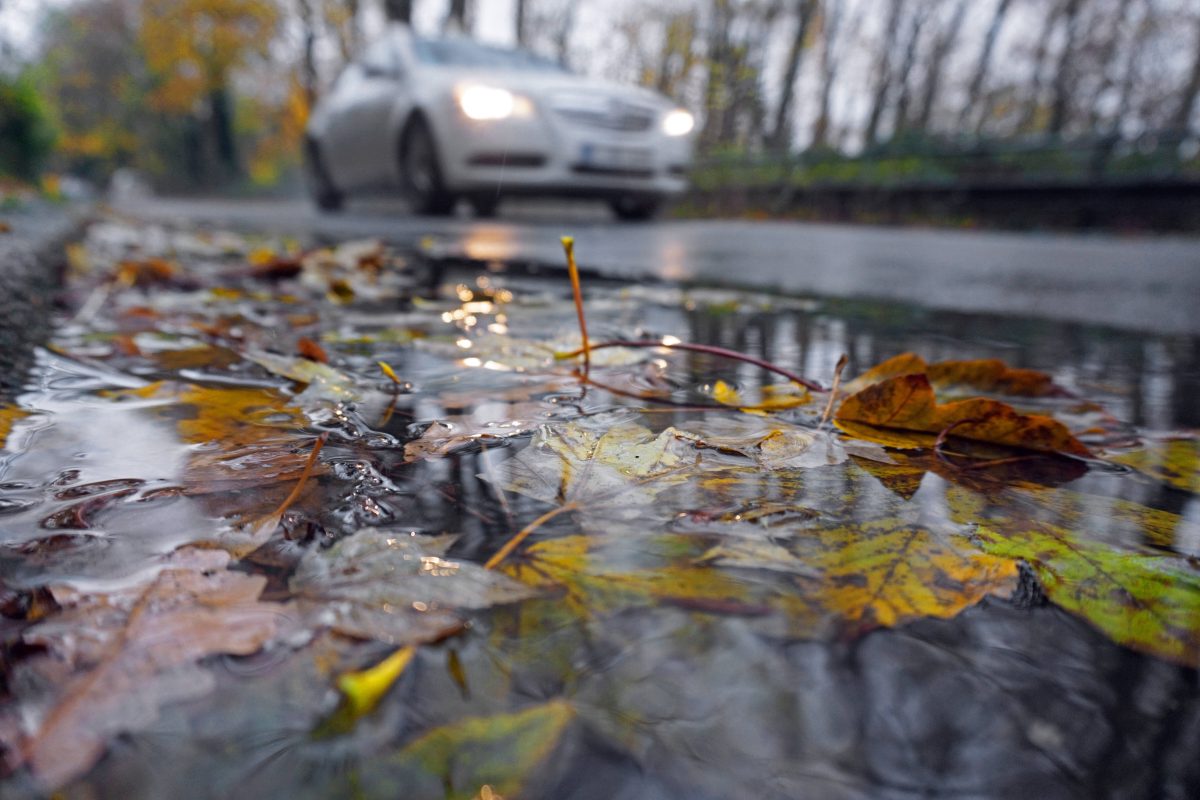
[0,215,1197,797]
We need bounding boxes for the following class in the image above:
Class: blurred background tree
[0,70,56,180]
[0,0,1197,194]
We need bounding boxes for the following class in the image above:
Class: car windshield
[411,37,568,73]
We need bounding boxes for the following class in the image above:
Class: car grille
[554,104,656,133]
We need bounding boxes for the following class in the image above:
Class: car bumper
[428,99,693,198]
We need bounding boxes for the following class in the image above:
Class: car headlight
[456,85,532,121]
[662,109,694,137]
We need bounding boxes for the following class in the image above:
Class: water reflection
[3,244,1200,797]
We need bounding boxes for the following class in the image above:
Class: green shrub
[0,73,57,180]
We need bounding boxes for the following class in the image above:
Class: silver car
[304,26,696,220]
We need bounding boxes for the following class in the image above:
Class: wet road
[117,197,1200,335]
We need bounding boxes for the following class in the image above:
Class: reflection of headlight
[456,85,532,120]
[662,109,694,136]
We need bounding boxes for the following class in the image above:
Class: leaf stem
[268,432,327,519]
[484,502,576,571]
[561,237,589,380]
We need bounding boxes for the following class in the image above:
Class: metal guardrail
[691,130,1200,189]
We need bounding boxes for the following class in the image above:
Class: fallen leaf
[843,352,1067,398]
[698,539,820,576]
[705,518,1019,631]
[290,530,537,644]
[927,359,1069,398]
[0,405,29,450]
[336,646,416,720]
[363,701,574,800]
[489,422,695,526]
[404,403,551,462]
[114,257,179,287]
[244,349,359,401]
[296,336,329,363]
[18,552,288,789]
[835,373,1091,456]
[675,417,891,470]
[974,520,1200,668]
[510,518,1017,637]
[711,380,811,413]
[173,384,320,494]
[1109,436,1199,494]
[507,534,765,616]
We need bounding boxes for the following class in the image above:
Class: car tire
[400,116,456,216]
[304,139,343,213]
[610,195,661,222]
[469,194,500,218]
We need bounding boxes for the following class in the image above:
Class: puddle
[0,218,1198,798]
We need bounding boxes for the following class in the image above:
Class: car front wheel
[399,117,456,216]
[610,195,662,222]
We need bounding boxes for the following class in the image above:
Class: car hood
[419,67,676,111]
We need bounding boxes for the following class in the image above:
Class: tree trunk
[1046,0,1084,135]
[1083,1,1134,132]
[297,0,318,107]
[209,85,237,181]
[863,0,908,145]
[1016,0,1065,134]
[553,3,576,66]
[700,0,734,150]
[445,0,470,33]
[1170,16,1200,134]
[384,0,413,24]
[812,0,849,148]
[515,0,527,47]
[891,2,932,138]
[959,0,1013,133]
[654,11,699,100]
[768,0,817,151]
[914,0,967,133]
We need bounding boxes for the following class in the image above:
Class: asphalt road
[116,196,1200,336]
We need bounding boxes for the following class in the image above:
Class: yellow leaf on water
[711,379,810,414]
[509,519,1018,637]
[975,520,1200,668]
[372,701,574,800]
[0,405,29,450]
[337,646,416,719]
[1110,437,1200,494]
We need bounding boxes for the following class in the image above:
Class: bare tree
[383,0,413,24]
[812,0,850,148]
[959,0,1013,133]
[913,0,968,133]
[1170,13,1200,134]
[1016,0,1066,134]
[863,0,909,145]
[768,0,818,151]
[515,0,528,47]
[655,10,702,99]
[891,1,934,137]
[444,0,470,33]
[1046,0,1086,135]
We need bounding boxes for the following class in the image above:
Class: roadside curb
[0,203,92,394]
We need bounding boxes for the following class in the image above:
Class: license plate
[579,144,652,170]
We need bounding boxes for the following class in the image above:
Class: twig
[819,354,848,426]
[268,433,328,520]
[561,237,590,379]
[558,339,825,392]
[484,503,576,571]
